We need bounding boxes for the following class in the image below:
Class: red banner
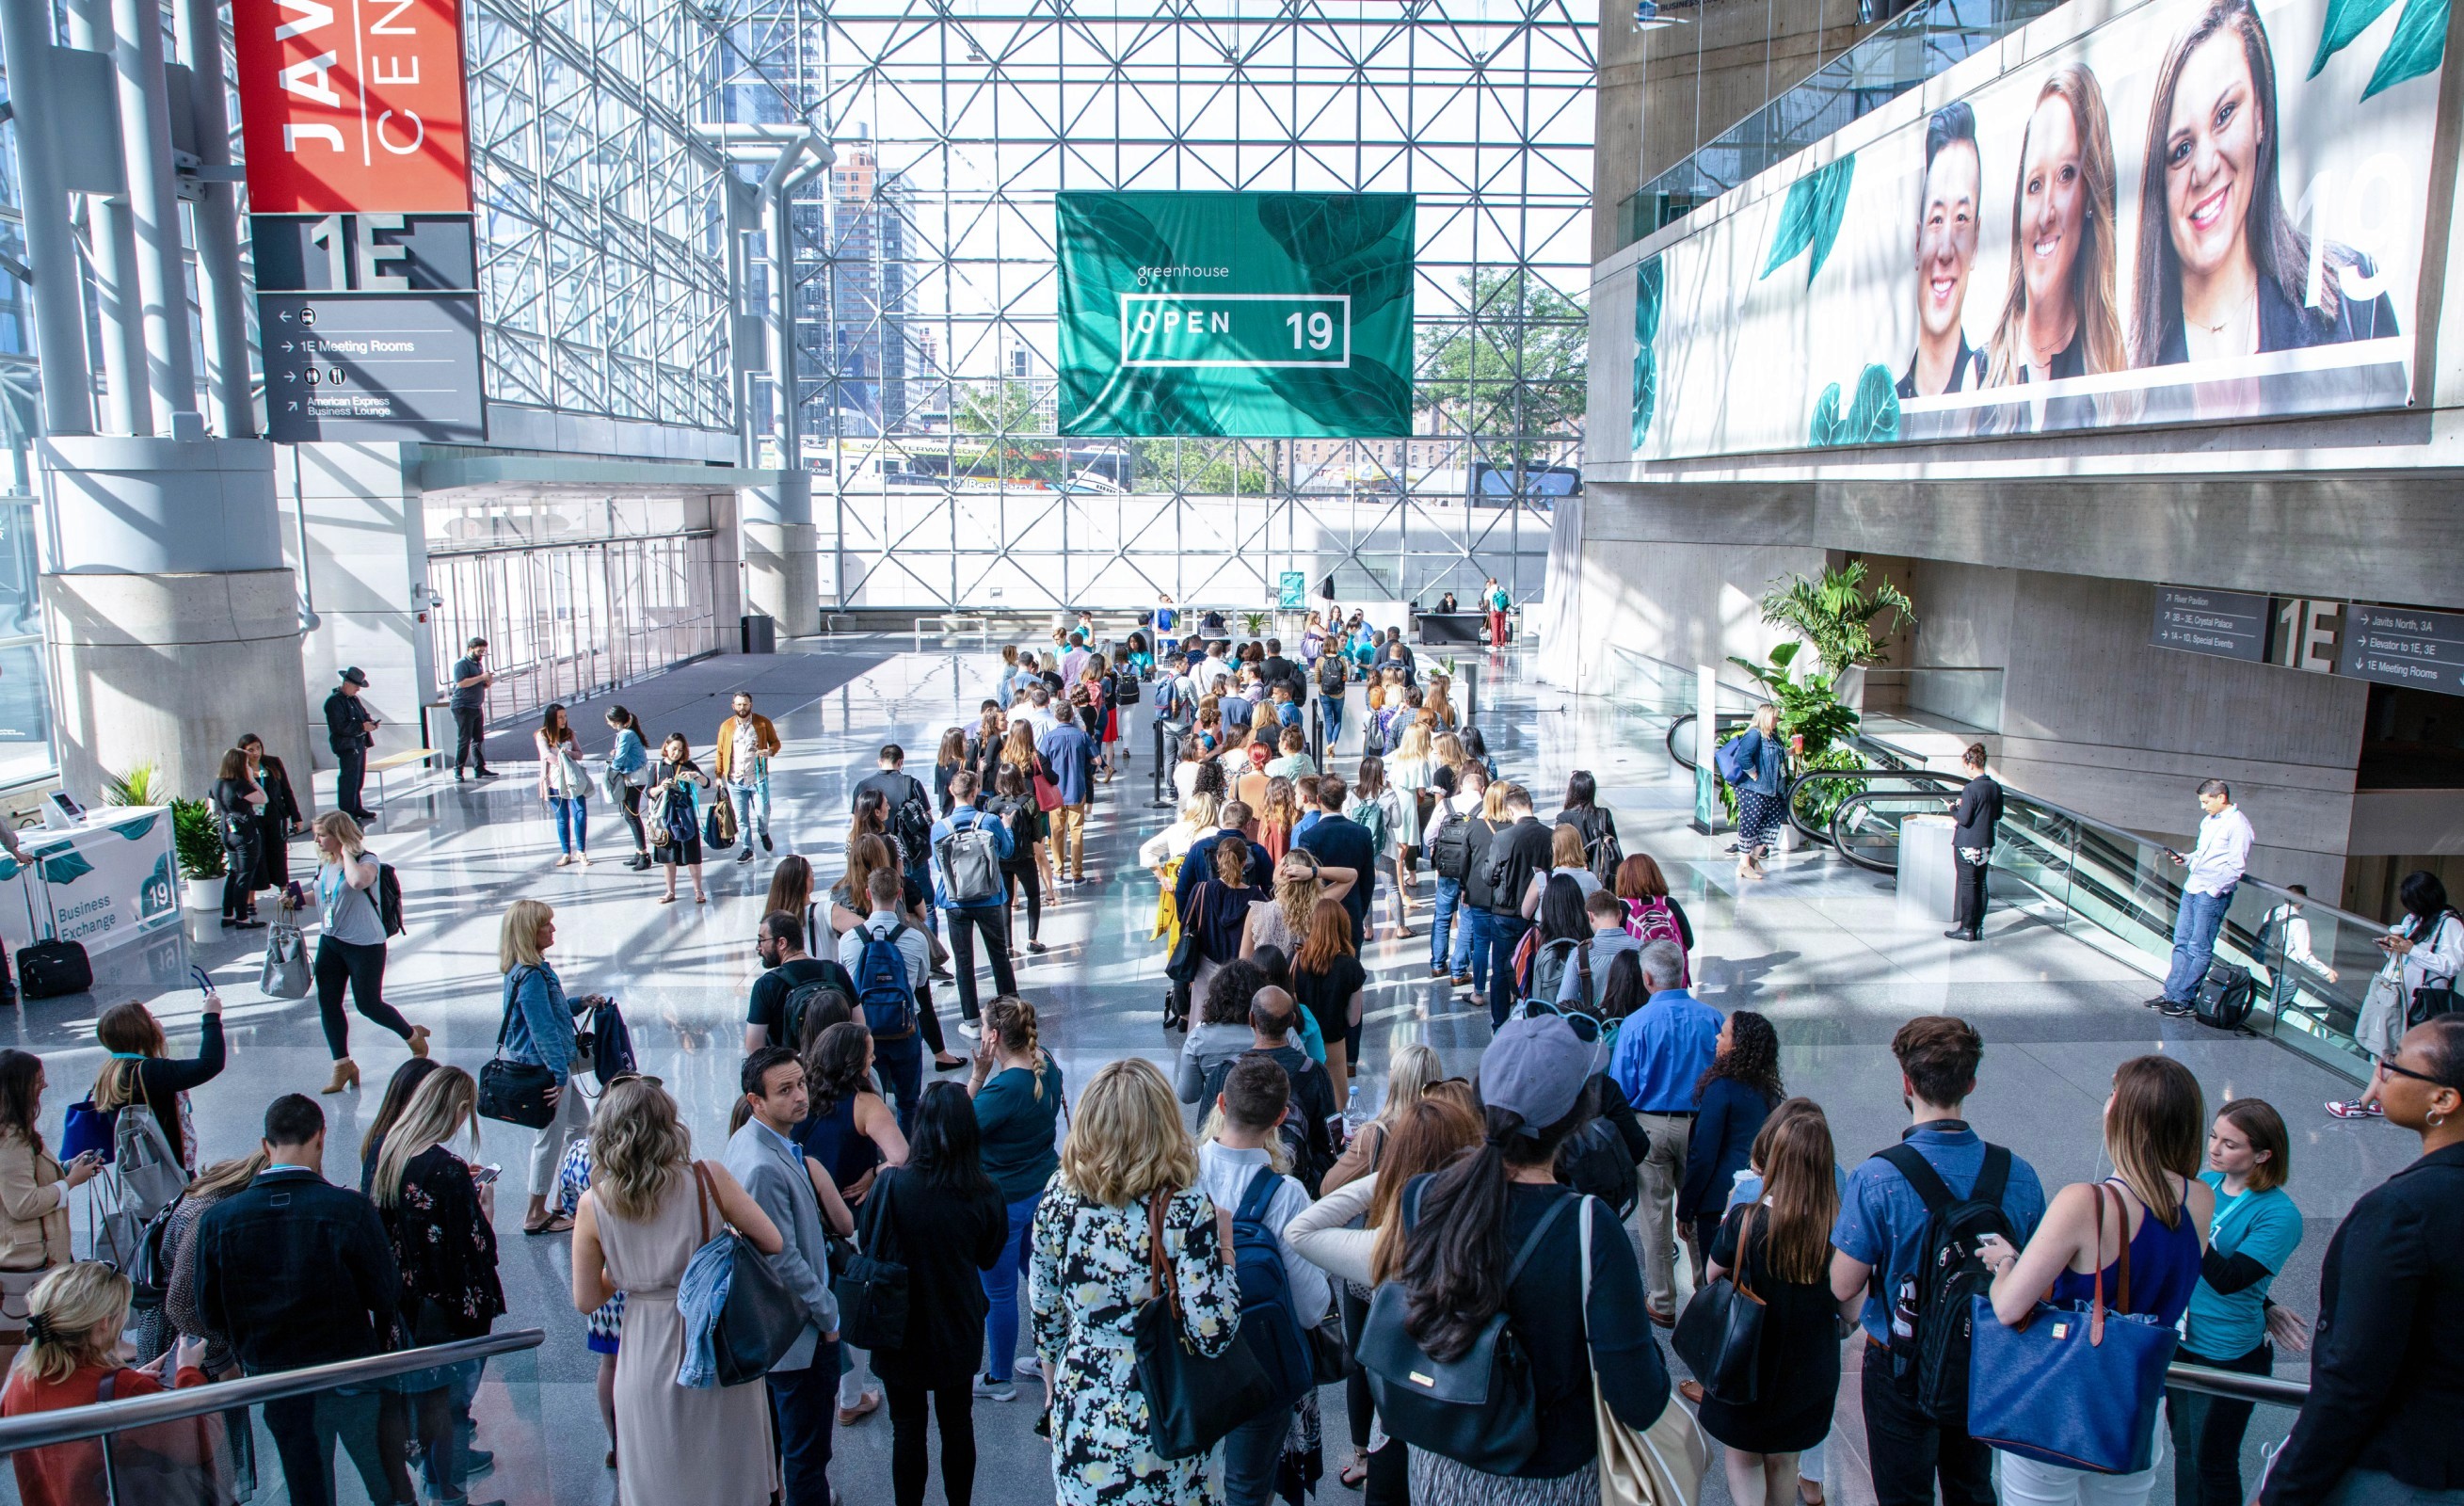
[232,0,474,214]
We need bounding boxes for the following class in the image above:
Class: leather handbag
[832,1176,911,1352]
[1163,888,1208,984]
[1583,1197,1709,1506]
[260,921,311,1000]
[476,998,558,1130]
[1133,1190,1275,1460]
[1966,1184,2178,1474]
[689,1163,813,1387]
[1357,1191,1574,1475]
[1672,1203,1768,1405]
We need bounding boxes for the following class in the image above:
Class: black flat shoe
[934,1054,968,1072]
[1942,928,1978,942]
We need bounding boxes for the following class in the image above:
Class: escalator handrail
[1664,712,1752,772]
[1784,767,1965,851]
[1825,787,1958,873]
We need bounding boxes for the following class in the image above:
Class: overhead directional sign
[232,0,486,441]
[2151,586,2269,664]
[2342,605,2464,697]
[1056,191,1415,438]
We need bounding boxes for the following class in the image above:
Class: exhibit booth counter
[0,809,184,959]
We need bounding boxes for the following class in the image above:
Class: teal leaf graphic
[111,814,160,841]
[1631,257,1664,450]
[2363,0,2447,96]
[2311,0,2400,74]
[1809,382,1844,445]
[0,855,18,883]
[41,849,94,886]
[1842,362,1902,444]
[1760,155,1856,284]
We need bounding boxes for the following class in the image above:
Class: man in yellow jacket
[714,692,783,861]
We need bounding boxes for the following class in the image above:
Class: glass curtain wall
[716,0,1596,613]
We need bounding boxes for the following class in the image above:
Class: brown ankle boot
[320,1058,360,1094]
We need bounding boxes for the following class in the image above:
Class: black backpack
[1556,1118,1639,1218]
[1429,805,1475,882]
[889,779,934,871]
[1316,655,1346,697]
[779,975,839,1052]
[1874,1143,2017,1429]
[376,863,407,937]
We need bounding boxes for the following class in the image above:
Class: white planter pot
[184,876,223,910]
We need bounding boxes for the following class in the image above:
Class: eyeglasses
[2374,1058,2454,1089]
[1523,999,1618,1045]
[602,1073,664,1089]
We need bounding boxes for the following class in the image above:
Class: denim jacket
[1730,728,1784,794]
[608,729,648,777]
[501,962,576,1080]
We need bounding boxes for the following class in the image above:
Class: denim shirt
[608,729,648,777]
[1832,1119,2048,1344]
[501,962,576,1080]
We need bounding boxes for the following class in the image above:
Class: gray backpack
[95,1083,184,1265]
[933,810,1003,905]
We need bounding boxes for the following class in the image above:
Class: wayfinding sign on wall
[2342,605,2464,696]
[1057,192,1415,438]
[232,0,487,441]
[2151,586,2269,663]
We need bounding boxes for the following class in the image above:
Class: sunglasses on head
[603,1073,664,1090]
[1522,998,1617,1046]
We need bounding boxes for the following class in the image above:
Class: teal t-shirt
[973,1056,1065,1204]
[2184,1169,2300,1360]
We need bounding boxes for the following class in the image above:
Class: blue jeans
[768,1344,839,1506]
[1486,912,1532,1029]
[729,778,771,843]
[982,1189,1042,1382]
[1429,876,1465,973]
[550,794,586,854]
[877,1040,923,1132]
[1222,1402,1292,1506]
[1464,906,1496,996]
[904,861,939,937]
[2163,885,2236,1002]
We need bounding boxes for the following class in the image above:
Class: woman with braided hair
[965,996,1064,1402]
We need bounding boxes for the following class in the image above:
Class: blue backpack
[1229,1164,1314,1412]
[1714,730,1752,784]
[855,921,919,1042]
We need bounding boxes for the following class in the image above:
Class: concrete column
[38,437,310,801]
[741,471,818,637]
[278,443,437,775]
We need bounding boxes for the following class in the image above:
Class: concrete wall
[1559,485,1826,685]
[281,443,435,775]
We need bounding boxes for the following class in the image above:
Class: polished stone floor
[9,637,2401,1506]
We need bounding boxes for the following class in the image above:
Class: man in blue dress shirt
[1604,939,1723,1322]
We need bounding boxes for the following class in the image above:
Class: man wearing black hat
[325,668,380,822]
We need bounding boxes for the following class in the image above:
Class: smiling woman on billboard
[2130,0,2401,371]
[1979,66,2134,433]
[1898,104,1988,402]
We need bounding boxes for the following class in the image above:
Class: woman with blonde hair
[499,899,587,1235]
[1030,1060,1241,1506]
[158,1152,268,1378]
[1257,776,1301,861]
[1979,65,2132,433]
[311,809,428,1095]
[1981,1055,2212,1504]
[371,1067,503,1502]
[573,1077,781,1506]
[1323,1042,1445,1193]
[1242,848,1356,961]
[999,722,1059,905]
[1031,1058,1240,1506]
[1424,675,1457,733]
[1,1263,210,1505]
[90,992,226,1175]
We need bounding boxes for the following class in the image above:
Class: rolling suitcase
[15,866,90,1001]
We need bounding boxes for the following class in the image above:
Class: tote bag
[1671,1203,1768,1406]
[1966,1184,2178,1474]
[681,1162,812,1388]
[1583,1196,1709,1506]
[260,921,311,1000]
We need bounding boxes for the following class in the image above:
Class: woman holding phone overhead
[2131,0,2399,374]
[1979,66,2133,433]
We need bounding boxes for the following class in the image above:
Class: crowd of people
[0,614,2458,1506]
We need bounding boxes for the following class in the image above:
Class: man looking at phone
[725,1047,854,1506]
[2152,778,2254,1017]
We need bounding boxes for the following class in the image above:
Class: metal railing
[0,1329,542,1461]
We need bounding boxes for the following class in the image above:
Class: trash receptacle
[741,614,776,654]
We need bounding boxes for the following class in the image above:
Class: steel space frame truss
[463,0,738,431]
[713,0,1596,612]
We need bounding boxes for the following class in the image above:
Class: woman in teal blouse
[2170,1097,2307,1506]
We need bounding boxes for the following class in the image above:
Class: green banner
[1056,191,1415,438]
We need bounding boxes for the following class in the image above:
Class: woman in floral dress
[1032,1058,1242,1506]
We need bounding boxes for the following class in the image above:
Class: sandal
[1338,1449,1369,1489]
[523,1214,574,1236]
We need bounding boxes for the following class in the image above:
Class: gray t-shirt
[318,857,387,946]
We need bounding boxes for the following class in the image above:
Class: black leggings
[885,1378,976,1506]
[314,937,416,1060]
[1342,1283,1372,1450]
[222,837,261,921]
[617,785,647,852]
[1001,867,1041,943]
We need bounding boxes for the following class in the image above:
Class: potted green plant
[1240,609,1271,639]
[170,797,227,910]
[103,761,163,807]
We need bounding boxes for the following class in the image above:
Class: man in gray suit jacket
[727,1046,855,1506]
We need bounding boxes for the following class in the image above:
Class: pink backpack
[1624,897,1689,986]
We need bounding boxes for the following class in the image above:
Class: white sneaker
[1013,1357,1042,1382]
[958,1021,981,1039]
[972,1377,1016,1402]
